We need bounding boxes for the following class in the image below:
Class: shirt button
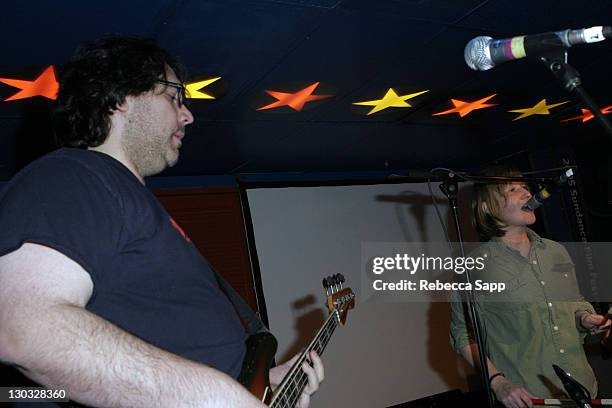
[541,281,545,285]
[548,302,553,307]
[560,349,565,353]
[554,326,559,330]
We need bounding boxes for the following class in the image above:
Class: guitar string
[271,311,339,408]
[286,323,336,407]
[274,294,354,407]
[276,312,339,408]
[273,317,337,408]
[281,322,335,408]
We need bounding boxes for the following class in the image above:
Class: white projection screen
[245,182,479,407]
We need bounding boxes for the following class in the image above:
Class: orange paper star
[257,82,333,112]
[0,65,59,101]
[432,94,497,117]
[560,106,612,123]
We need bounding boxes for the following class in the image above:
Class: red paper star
[560,105,612,123]
[0,65,59,101]
[432,94,497,117]
[257,82,333,112]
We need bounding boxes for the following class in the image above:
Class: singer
[450,166,610,408]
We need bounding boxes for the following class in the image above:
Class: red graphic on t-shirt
[169,217,191,242]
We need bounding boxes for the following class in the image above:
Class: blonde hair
[472,166,523,241]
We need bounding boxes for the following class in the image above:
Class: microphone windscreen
[464,36,494,71]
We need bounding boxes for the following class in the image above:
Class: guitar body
[238,331,278,403]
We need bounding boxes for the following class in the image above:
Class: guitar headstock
[322,274,355,325]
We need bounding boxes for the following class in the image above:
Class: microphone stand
[538,49,612,203]
[552,364,593,408]
[539,49,612,138]
[438,171,495,408]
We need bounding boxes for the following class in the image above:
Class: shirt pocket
[550,262,582,301]
[482,301,533,345]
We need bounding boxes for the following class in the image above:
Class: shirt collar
[488,228,545,257]
[525,228,545,247]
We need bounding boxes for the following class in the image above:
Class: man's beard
[121,99,179,178]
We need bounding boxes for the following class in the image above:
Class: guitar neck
[269,311,339,408]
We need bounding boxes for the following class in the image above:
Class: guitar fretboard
[269,310,339,408]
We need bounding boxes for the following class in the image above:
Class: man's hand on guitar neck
[269,351,325,408]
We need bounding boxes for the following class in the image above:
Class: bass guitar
[238,273,355,407]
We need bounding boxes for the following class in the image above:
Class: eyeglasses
[156,79,187,108]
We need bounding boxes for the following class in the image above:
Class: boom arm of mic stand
[539,49,612,204]
[439,175,496,408]
[539,50,612,139]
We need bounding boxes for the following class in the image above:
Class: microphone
[465,26,612,71]
[522,188,552,212]
[552,364,592,408]
[521,169,573,212]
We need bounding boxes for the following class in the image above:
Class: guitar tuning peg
[327,276,337,293]
[335,273,344,288]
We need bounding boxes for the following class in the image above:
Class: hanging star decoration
[432,94,498,117]
[257,82,333,112]
[0,65,59,101]
[560,105,612,123]
[185,77,221,99]
[353,88,429,115]
[508,99,570,121]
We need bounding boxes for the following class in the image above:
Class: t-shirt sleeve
[0,156,123,286]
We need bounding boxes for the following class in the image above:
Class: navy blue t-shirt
[0,149,247,387]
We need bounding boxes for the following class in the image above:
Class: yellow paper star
[432,94,497,117]
[508,99,570,121]
[353,88,429,115]
[185,77,221,99]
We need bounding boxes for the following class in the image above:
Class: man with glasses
[0,37,323,407]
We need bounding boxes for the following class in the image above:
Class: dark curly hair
[53,36,185,148]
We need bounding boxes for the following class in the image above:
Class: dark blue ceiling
[1,0,611,180]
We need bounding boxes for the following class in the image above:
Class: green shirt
[450,229,597,398]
